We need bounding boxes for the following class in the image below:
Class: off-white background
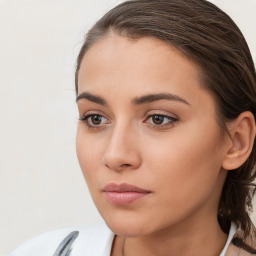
[0,1,255,255]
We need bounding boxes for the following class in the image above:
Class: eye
[145,114,178,128]
[79,113,110,128]
[151,115,167,125]
[89,115,105,125]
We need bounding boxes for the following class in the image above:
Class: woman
[10,0,256,255]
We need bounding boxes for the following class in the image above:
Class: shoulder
[9,222,115,256]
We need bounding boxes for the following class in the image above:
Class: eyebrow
[76,92,107,106]
[132,92,190,105]
[76,92,190,106]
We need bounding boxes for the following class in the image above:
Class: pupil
[153,115,164,124]
[92,115,102,125]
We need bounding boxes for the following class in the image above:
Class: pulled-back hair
[75,0,256,238]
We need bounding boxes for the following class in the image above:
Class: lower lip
[104,191,150,205]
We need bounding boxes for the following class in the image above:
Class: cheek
[135,127,225,229]
[143,121,224,199]
[76,126,103,183]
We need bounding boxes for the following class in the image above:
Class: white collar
[219,222,237,256]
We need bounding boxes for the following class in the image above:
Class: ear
[222,111,256,170]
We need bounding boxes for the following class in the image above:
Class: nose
[102,123,141,172]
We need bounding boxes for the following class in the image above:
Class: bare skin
[111,219,227,256]
[75,33,245,255]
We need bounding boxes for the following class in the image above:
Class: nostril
[122,164,132,167]
[105,163,132,171]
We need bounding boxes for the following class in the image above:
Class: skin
[76,33,232,256]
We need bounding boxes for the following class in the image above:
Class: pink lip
[103,183,151,206]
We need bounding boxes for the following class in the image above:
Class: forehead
[77,33,213,109]
[79,33,200,82]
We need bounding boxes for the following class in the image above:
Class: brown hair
[75,0,256,238]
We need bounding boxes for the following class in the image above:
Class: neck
[113,215,228,256]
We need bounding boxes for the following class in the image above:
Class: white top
[9,222,237,256]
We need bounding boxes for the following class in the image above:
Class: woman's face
[76,34,229,236]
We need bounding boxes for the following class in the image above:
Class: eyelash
[79,113,110,130]
[79,113,178,130]
[145,113,178,129]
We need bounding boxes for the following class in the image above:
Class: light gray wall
[0,1,255,255]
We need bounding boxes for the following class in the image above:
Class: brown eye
[145,114,178,128]
[79,113,109,129]
[90,115,103,125]
[152,115,165,125]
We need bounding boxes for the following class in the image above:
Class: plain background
[0,0,255,255]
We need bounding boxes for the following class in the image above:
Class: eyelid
[145,110,178,120]
[79,111,111,129]
[78,110,178,130]
[79,110,110,120]
[144,111,179,129]
[79,113,108,122]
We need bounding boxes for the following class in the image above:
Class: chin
[100,210,159,237]
[105,219,150,237]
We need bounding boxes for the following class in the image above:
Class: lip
[103,183,151,206]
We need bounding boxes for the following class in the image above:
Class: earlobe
[222,111,256,171]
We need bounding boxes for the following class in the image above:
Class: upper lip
[103,183,151,193]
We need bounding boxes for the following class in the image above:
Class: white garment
[9,222,237,256]
[220,222,237,256]
[9,223,114,256]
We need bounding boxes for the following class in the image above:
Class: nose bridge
[103,119,141,171]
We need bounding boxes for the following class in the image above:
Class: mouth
[102,183,151,206]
